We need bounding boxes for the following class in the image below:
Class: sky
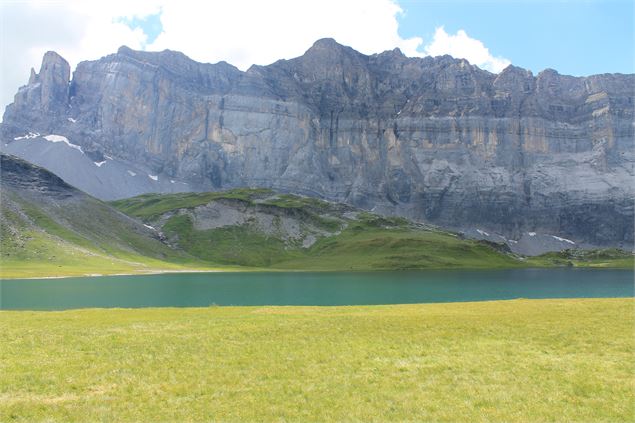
[0,0,633,115]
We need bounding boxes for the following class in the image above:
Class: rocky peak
[306,38,347,53]
[28,68,38,85]
[37,51,70,112]
[116,45,135,56]
[2,50,70,126]
[298,37,366,67]
[493,64,535,93]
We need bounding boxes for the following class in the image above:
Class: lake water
[1,268,633,310]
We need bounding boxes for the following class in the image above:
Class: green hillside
[111,190,524,270]
[0,154,213,278]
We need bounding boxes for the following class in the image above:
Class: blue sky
[396,0,634,75]
[120,0,634,76]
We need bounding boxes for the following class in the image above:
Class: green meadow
[1,298,633,422]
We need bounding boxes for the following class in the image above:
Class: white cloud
[423,26,511,73]
[147,0,423,69]
[0,1,511,117]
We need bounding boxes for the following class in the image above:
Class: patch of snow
[476,229,490,237]
[104,155,113,160]
[127,170,137,176]
[396,109,402,116]
[148,174,158,181]
[528,232,536,236]
[508,240,518,244]
[94,161,107,167]
[552,235,575,245]
[67,117,77,123]
[43,134,84,153]
[143,224,155,230]
[14,132,40,140]
[170,180,175,184]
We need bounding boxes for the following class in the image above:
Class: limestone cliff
[2,39,633,251]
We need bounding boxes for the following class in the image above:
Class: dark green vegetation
[1,299,633,422]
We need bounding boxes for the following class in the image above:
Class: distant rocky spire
[38,51,70,112]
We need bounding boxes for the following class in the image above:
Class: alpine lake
[1,268,632,310]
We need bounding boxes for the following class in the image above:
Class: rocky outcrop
[2,39,633,251]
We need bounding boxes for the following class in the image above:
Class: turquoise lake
[1,268,632,310]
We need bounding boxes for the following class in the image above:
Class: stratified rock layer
[2,39,633,250]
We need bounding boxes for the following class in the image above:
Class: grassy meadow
[1,298,633,422]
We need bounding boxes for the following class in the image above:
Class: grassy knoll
[109,188,273,221]
[112,191,524,270]
[0,298,632,422]
[275,226,520,270]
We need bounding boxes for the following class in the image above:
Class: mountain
[0,153,195,278]
[1,39,633,254]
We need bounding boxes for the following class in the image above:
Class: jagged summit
[309,37,342,49]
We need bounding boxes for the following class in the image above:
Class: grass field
[1,298,633,422]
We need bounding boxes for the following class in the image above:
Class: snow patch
[528,232,536,236]
[127,170,137,176]
[143,224,155,230]
[170,180,175,184]
[67,117,77,123]
[43,135,84,153]
[552,235,575,245]
[94,161,107,167]
[148,174,158,181]
[104,155,113,160]
[476,229,490,237]
[14,132,40,140]
[508,240,518,244]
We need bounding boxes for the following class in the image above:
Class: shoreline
[0,268,233,281]
[1,264,632,281]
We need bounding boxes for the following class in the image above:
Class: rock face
[2,40,634,251]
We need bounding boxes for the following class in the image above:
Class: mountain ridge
[1,38,633,254]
